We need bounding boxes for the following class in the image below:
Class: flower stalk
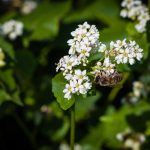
[70,104,75,150]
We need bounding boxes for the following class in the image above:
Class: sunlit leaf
[52,73,75,110]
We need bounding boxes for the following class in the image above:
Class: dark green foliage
[0,0,150,150]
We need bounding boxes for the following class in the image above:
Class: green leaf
[146,20,150,42]
[0,37,15,59]
[81,123,104,150]
[100,22,128,44]
[82,101,150,149]
[126,23,139,36]
[126,23,149,59]
[64,4,95,23]
[75,92,101,121]
[134,33,149,60]
[11,90,23,106]
[52,73,75,110]
[88,52,104,62]
[21,1,71,41]
[100,101,150,148]
[0,11,17,23]
[15,50,37,78]
[64,0,121,26]
[0,70,23,106]
[0,69,16,90]
[94,0,121,26]
[116,64,131,72]
[0,89,11,105]
[0,88,22,106]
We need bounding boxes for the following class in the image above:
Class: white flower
[116,133,124,141]
[135,22,146,33]
[116,129,145,150]
[113,39,127,50]
[1,20,24,40]
[121,0,140,8]
[98,43,106,52]
[64,73,73,81]
[72,79,85,94]
[129,58,135,65]
[133,81,143,97]
[110,41,115,50]
[77,42,91,57]
[74,70,88,83]
[59,143,82,150]
[67,22,100,66]
[97,61,102,66]
[120,0,150,33]
[103,57,110,67]
[63,83,74,100]
[56,55,80,74]
[120,9,128,17]
[103,57,115,75]
[103,63,115,75]
[62,69,92,99]
[114,39,143,65]
[21,1,37,15]
[83,82,92,90]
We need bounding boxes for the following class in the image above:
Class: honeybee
[95,70,123,87]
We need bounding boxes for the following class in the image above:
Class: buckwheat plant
[120,0,150,33]
[56,22,99,100]
[0,20,24,40]
[54,22,143,150]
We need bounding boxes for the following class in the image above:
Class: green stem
[70,104,75,150]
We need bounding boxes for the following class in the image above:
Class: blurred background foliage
[0,0,150,150]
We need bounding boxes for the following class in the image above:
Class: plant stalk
[70,104,75,150]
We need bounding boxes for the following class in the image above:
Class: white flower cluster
[56,22,100,100]
[63,70,92,100]
[92,57,116,76]
[123,81,144,104]
[56,55,80,75]
[120,0,150,33]
[0,48,6,67]
[92,39,143,75]
[21,1,37,15]
[112,39,143,65]
[56,22,144,98]
[132,81,144,97]
[0,20,24,40]
[116,129,145,150]
[67,22,99,66]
